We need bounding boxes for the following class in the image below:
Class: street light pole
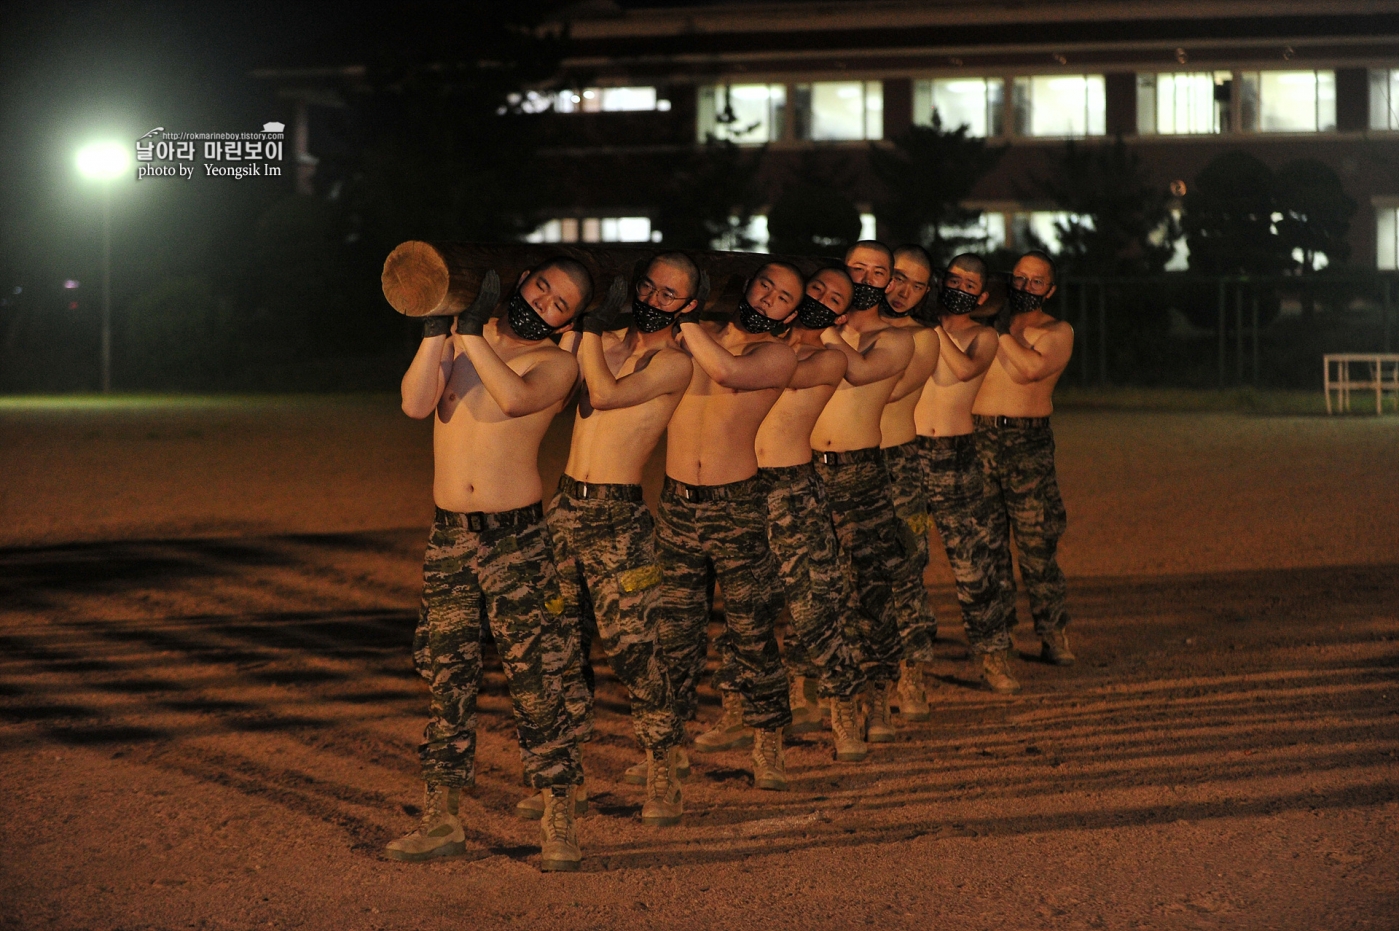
[76,139,129,394]
[101,182,112,393]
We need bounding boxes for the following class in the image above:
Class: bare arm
[679,322,797,390]
[579,336,692,410]
[821,327,914,387]
[936,324,998,382]
[997,324,1074,383]
[786,345,847,390]
[401,335,452,419]
[888,328,939,401]
[456,334,579,417]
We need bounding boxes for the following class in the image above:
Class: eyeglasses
[1012,274,1052,294]
[636,278,686,307]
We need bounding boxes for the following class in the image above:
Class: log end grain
[381,241,451,317]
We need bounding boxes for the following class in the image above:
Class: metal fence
[1052,273,1399,389]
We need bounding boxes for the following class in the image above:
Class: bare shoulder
[744,339,796,360]
[1028,316,1074,344]
[523,341,581,374]
[879,324,916,351]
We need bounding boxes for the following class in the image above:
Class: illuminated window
[527,217,658,244]
[1137,72,1230,134]
[1011,211,1093,253]
[1369,70,1399,130]
[914,79,1005,136]
[795,81,883,141]
[1240,71,1336,132]
[1013,75,1106,137]
[1378,208,1399,270]
[939,213,1008,250]
[513,87,669,113]
[698,84,787,143]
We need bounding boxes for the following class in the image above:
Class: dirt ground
[1,396,1397,931]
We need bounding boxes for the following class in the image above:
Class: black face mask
[849,282,885,311]
[735,298,784,335]
[794,295,839,330]
[1006,287,1045,316]
[938,285,981,316]
[506,290,560,342]
[631,297,677,334]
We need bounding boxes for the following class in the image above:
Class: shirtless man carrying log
[531,253,700,828]
[388,257,591,872]
[913,253,1017,692]
[810,241,915,744]
[875,244,941,721]
[971,250,1077,671]
[750,266,869,762]
[659,262,801,791]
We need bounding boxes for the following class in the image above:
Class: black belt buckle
[466,513,485,532]
[577,482,591,500]
[818,451,838,466]
[996,416,1012,428]
[679,484,695,501]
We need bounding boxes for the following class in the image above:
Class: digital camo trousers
[547,483,686,752]
[717,464,867,700]
[973,417,1070,638]
[656,476,792,732]
[882,440,939,661]
[812,452,906,684]
[412,505,582,790]
[920,434,1013,654]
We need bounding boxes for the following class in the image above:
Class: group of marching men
[390,241,1075,871]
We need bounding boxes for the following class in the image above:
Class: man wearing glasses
[972,250,1077,670]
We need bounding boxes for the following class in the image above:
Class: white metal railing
[1323,354,1399,414]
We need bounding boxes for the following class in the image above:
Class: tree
[868,115,1005,263]
[1182,151,1289,276]
[652,137,766,251]
[1036,137,1180,276]
[766,153,862,257]
[1274,158,1356,272]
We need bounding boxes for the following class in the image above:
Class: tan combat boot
[786,675,824,734]
[1041,628,1076,666]
[692,690,752,752]
[891,659,932,721]
[539,785,583,872]
[751,727,787,790]
[864,680,896,743]
[980,648,1022,694]
[384,783,465,862]
[624,747,690,785]
[516,780,588,821]
[640,746,684,826]
[830,696,868,762]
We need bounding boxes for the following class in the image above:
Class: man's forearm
[998,334,1053,382]
[401,335,448,418]
[459,335,552,416]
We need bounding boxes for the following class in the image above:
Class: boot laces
[648,750,672,797]
[755,730,781,769]
[544,790,571,842]
[904,663,924,692]
[832,700,858,739]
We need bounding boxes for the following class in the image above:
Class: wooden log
[380,241,829,318]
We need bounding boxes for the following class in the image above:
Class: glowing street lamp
[76,141,131,393]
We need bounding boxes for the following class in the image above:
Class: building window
[527,217,659,244]
[1378,208,1399,270]
[1011,211,1093,253]
[1369,70,1399,130]
[698,84,786,143]
[913,78,1004,136]
[513,87,669,113]
[1012,75,1106,137]
[1137,72,1231,134]
[1240,71,1336,132]
[794,81,883,141]
[938,213,1008,251]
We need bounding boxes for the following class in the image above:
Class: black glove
[455,269,501,337]
[421,315,453,339]
[581,276,627,335]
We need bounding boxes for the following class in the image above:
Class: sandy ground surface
[1,396,1397,930]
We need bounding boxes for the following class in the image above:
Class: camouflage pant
[882,440,939,661]
[548,479,685,752]
[920,434,1013,654]
[656,476,792,731]
[717,463,867,700]
[412,505,582,790]
[973,416,1070,638]
[812,450,906,683]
